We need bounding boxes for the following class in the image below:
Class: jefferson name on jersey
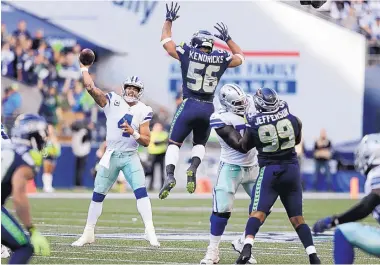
[104,92,152,152]
[210,110,257,167]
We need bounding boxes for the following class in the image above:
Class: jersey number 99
[258,119,296,152]
[187,61,220,93]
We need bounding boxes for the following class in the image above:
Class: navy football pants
[169,98,214,146]
[250,164,303,218]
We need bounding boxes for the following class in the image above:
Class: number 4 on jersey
[118,114,133,138]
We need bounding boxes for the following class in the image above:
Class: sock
[210,212,230,248]
[245,217,262,238]
[8,244,33,264]
[295,224,316,255]
[190,145,205,168]
[85,192,105,229]
[334,228,354,264]
[42,173,53,190]
[165,144,180,174]
[240,230,246,242]
[135,188,153,228]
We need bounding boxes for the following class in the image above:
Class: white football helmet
[355,133,380,175]
[122,76,144,103]
[219,84,248,115]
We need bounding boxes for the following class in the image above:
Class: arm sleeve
[176,42,190,62]
[333,191,380,226]
[141,106,153,125]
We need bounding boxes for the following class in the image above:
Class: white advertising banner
[9,1,366,145]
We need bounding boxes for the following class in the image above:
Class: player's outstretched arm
[161,2,180,60]
[11,166,34,228]
[214,22,245,68]
[313,189,380,233]
[80,63,108,108]
[215,125,247,153]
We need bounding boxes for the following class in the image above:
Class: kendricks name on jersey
[254,108,290,126]
[189,50,225,64]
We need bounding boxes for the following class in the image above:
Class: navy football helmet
[253,88,280,113]
[190,30,214,52]
[11,114,48,151]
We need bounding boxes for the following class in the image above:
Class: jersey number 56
[187,61,220,94]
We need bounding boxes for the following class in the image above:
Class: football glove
[29,227,50,256]
[214,22,231,43]
[166,2,180,22]
[312,216,335,234]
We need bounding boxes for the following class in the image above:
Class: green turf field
[2,197,379,264]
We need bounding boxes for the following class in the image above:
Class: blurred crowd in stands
[328,0,380,54]
[1,20,171,142]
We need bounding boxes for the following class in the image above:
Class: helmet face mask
[12,114,48,151]
[354,133,380,175]
[219,84,248,115]
[122,76,144,103]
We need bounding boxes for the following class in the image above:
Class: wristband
[161,38,172,45]
[236,54,245,64]
[80,67,89,73]
[132,131,141,140]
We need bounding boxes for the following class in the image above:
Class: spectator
[32,29,44,50]
[2,84,22,134]
[38,82,62,127]
[67,81,95,114]
[12,20,31,39]
[369,14,380,54]
[330,1,350,21]
[342,7,360,30]
[71,118,93,188]
[313,128,333,191]
[147,122,169,191]
[1,24,9,45]
[1,42,15,77]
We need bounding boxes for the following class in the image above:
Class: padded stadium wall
[10,1,366,146]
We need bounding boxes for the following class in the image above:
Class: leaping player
[159,2,245,199]
[71,54,159,247]
[313,133,380,264]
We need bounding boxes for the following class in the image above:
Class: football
[79,48,95,66]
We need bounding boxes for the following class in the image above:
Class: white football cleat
[145,226,160,247]
[43,187,55,193]
[71,228,95,247]
[200,245,220,265]
[231,238,257,264]
[1,245,10,258]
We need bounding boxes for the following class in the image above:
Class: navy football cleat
[159,174,176,199]
[235,244,252,264]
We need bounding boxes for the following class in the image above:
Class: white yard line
[28,192,364,200]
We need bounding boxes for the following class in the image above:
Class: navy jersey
[1,144,42,205]
[245,103,301,167]
[176,43,232,102]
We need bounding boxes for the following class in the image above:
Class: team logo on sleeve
[114,100,120,106]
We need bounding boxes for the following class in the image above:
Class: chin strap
[123,96,139,103]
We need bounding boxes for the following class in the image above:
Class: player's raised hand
[312,216,333,234]
[166,2,180,22]
[214,22,231,43]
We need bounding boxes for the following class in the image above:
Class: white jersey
[365,165,380,224]
[210,110,257,167]
[103,92,153,152]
